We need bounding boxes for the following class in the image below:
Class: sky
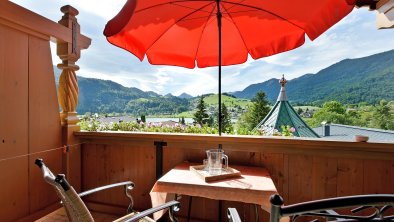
[11,0,394,96]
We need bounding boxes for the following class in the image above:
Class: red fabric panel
[103,0,137,37]
[104,0,355,68]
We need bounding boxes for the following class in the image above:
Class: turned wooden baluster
[56,5,91,187]
[57,5,85,126]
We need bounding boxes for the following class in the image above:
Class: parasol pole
[216,0,222,136]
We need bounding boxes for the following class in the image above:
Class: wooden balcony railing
[75,131,394,221]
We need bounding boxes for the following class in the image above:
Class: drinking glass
[206,149,228,175]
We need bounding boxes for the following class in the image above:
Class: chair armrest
[78,181,135,213]
[280,194,394,216]
[227,208,242,222]
[270,194,394,222]
[123,200,180,222]
[78,181,134,197]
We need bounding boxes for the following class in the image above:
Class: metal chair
[228,194,394,222]
[227,207,242,222]
[35,159,180,222]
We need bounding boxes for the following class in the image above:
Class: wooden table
[150,162,277,220]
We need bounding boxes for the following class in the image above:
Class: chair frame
[227,194,394,222]
[271,194,394,222]
[35,159,180,222]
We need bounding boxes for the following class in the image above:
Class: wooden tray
[190,165,241,182]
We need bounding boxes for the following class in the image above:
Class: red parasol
[104,0,354,134]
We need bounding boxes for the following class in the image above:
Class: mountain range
[54,49,394,114]
[54,70,190,114]
[231,49,394,104]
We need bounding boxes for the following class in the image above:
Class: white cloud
[10,1,394,96]
[63,0,126,21]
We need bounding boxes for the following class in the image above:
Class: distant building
[314,123,394,143]
[255,75,319,138]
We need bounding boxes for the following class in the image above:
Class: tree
[217,103,233,133]
[297,107,303,115]
[237,91,270,131]
[309,101,351,127]
[370,100,394,130]
[181,117,186,125]
[193,96,210,125]
[321,101,346,114]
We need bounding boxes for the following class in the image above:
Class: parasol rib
[133,0,306,33]
[220,4,249,56]
[193,5,217,64]
[145,2,214,56]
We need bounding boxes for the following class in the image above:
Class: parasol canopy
[104,0,355,134]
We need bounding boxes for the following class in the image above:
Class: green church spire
[255,75,319,138]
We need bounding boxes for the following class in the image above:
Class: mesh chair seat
[35,159,179,222]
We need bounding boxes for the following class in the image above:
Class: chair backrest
[35,159,94,222]
[269,194,394,222]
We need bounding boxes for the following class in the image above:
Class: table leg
[255,204,259,222]
[219,200,222,221]
[167,194,181,222]
[187,196,192,222]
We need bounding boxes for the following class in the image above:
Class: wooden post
[57,5,82,127]
[57,5,90,189]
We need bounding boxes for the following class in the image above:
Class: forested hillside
[232,49,394,104]
[54,69,190,115]
[54,49,394,115]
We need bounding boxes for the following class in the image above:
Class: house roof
[313,123,394,143]
[255,75,320,138]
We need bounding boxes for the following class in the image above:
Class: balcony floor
[36,208,119,222]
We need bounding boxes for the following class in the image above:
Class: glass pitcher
[206,149,228,175]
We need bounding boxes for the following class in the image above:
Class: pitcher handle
[222,154,228,170]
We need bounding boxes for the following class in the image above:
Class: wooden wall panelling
[231,202,269,222]
[337,158,364,196]
[75,132,394,161]
[363,159,394,194]
[261,153,285,194]
[68,145,82,192]
[27,35,61,154]
[227,150,258,166]
[28,34,63,213]
[163,145,187,173]
[129,145,156,210]
[282,154,289,201]
[83,144,111,205]
[391,161,394,216]
[336,158,364,217]
[288,155,313,204]
[0,157,29,221]
[312,157,338,199]
[0,24,28,159]
[183,147,206,163]
[82,144,98,194]
[0,24,29,221]
[82,143,157,211]
[107,144,131,208]
[75,132,394,160]
[83,144,110,203]
[28,151,62,213]
[104,144,126,206]
[185,197,218,221]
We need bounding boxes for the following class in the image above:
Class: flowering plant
[78,117,218,134]
[280,125,296,137]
